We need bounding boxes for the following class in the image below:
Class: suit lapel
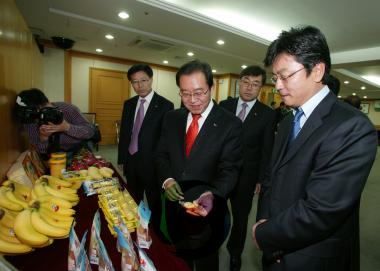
[278,93,336,168]
[141,92,158,129]
[244,100,261,125]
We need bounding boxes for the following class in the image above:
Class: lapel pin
[213,123,218,127]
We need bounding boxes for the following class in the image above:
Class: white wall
[218,77,230,102]
[43,48,64,102]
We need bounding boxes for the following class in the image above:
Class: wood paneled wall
[0,0,43,181]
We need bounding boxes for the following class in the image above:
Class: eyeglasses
[131,78,150,86]
[179,89,209,99]
[271,67,306,84]
[240,78,262,89]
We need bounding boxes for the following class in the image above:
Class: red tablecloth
[5,180,191,271]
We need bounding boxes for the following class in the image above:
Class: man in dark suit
[118,63,174,230]
[252,26,378,271]
[219,66,276,271]
[156,60,243,271]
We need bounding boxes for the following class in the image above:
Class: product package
[136,201,152,249]
[114,225,139,271]
[89,210,101,265]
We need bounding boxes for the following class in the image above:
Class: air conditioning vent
[137,39,175,51]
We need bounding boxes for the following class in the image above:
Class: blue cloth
[289,108,304,142]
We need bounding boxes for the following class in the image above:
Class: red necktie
[185,114,201,157]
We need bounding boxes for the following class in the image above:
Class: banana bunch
[0,185,28,211]
[33,176,80,204]
[88,166,114,180]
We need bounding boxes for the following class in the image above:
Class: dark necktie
[289,108,304,142]
[185,114,201,157]
[237,103,248,121]
[128,98,146,155]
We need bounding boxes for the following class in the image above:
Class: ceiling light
[241,65,247,69]
[363,96,368,99]
[163,60,169,64]
[338,95,342,98]
[105,34,114,40]
[361,86,366,90]
[96,48,103,53]
[216,40,225,45]
[361,75,380,86]
[352,93,356,96]
[118,11,130,19]
[212,69,217,73]
[344,80,349,84]
[187,52,194,57]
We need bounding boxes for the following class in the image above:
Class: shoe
[230,256,241,271]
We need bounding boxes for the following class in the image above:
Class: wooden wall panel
[0,0,43,181]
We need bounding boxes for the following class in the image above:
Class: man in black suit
[118,63,173,230]
[252,26,378,271]
[156,60,243,271]
[219,66,276,271]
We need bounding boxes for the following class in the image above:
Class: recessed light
[352,93,356,96]
[96,48,103,53]
[216,40,225,45]
[105,34,114,40]
[212,69,217,73]
[338,95,342,98]
[363,96,368,99]
[118,11,130,19]
[187,52,194,57]
[361,86,366,90]
[241,65,247,69]
[163,60,169,64]
[344,80,349,84]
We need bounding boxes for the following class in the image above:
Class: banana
[48,184,77,195]
[69,180,83,190]
[13,209,50,247]
[0,231,21,244]
[33,182,49,197]
[38,210,74,229]
[40,202,75,216]
[32,238,54,248]
[99,167,114,178]
[30,210,69,238]
[5,189,28,209]
[88,166,103,180]
[0,236,33,254]
[37,195,74,209]
[0,187,23,211]
[40,175,73,188]
[2,180,32,202]
[39,207,74,222]
[0,208,16,228]
[44,184,79,202]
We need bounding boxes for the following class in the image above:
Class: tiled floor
[96,145,380,271]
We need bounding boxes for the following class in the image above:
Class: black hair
[327,75,341,95]
[127,64,153,80]
[176,60,213,88]
[344,95,361,109]
[264,25,331,84]
[18,88,49,107]
[240,65,267,85]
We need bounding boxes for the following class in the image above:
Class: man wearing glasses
[118,63,173,233]
[219,66,276,271]
[156,60,242,271]
[253,26,377,271]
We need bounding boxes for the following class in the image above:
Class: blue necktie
[289,108,304,142]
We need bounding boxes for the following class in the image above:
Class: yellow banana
[88,166,103,180]
[44,184,79,202]
[0,230,21,244]
[32,238,54,248]
[40,202,75,216]
[69,180,83,190]
[99,167,114,178]
[13,209,50,247]
[0,208,16,228]
[39,207,74,222]
[5,189,28,209]
[30,210,69,238]
[0,187,23,211]
[2,180,32,202]
[40,175,72,188]
[33,182,49,197]
[48,183,77,195]
[38,210,74,229]
[36,195,74,209]
[0,236,33,254]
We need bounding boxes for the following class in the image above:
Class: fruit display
[69,149,110,171]
[0,175,80,255]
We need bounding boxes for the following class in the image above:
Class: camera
[15,104,64,125]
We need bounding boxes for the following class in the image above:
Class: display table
[5,170,191,271]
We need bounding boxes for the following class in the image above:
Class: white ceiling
[15,0,380,99]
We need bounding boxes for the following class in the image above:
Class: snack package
[77,230,92,271]
[68,226,80,271]
[114,225,139,271]
[136,245,157,271]
[136,201,152,249]
[89,210,101,265]
[97,232,115,271]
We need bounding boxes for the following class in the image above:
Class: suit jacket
[256,93,378,270]
[118,92,174,175]
[156,103,243,199]
[219,98,276,184]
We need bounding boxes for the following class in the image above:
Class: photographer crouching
[15,88,95,159]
